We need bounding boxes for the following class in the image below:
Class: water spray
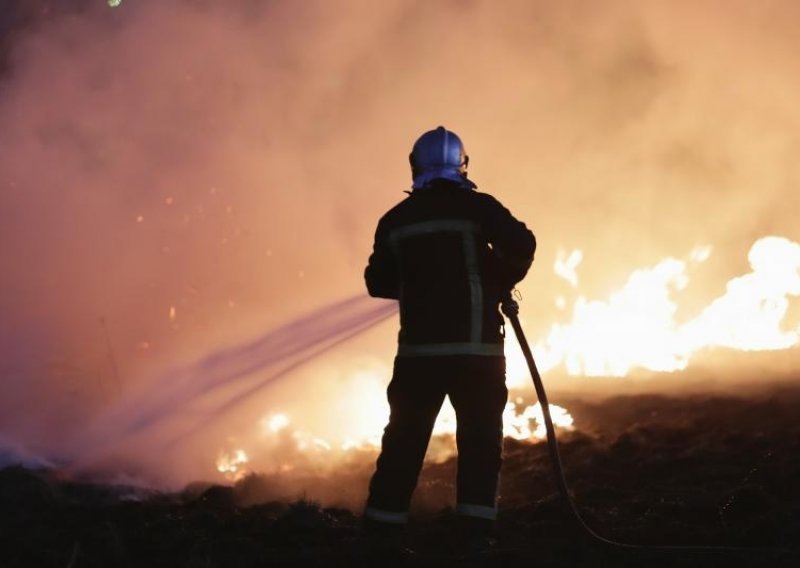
[68,294,398,471]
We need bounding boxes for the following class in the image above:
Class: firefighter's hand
[501,296,519,318]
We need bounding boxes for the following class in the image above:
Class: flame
[554,248,583,288]
[683,237,800,350]
[216,449,249,481]
[211,235,800,479]
[503,401,574,440]
[532,236,800,377]
[263,413,289,434]
[216,395,575,477]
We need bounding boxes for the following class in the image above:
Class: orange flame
[213,236,800,478]
[215,448,249,481]
[530,236,800,377]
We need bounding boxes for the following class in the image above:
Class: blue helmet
[409,126,476,190]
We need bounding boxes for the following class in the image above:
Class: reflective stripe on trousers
[363,506,409,524]
[456,502,497,521]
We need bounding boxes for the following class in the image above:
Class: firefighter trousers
[364,355,507,524]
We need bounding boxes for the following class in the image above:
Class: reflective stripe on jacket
[365,181,535,357]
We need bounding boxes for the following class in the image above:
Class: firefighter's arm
[482,195,536,289]
[364,220,400,299]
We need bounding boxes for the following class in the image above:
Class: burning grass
[2,382,800,566]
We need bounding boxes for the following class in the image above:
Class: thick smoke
[2,0,800,483]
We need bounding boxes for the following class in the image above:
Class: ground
[1,382,799,567]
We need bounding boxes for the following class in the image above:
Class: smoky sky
[2,0,800,479]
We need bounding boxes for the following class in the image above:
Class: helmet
[409,126,476,190]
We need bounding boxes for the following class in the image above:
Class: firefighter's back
[373,180,527,356]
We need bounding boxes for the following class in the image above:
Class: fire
[211,235,800,479]
[263,413,290,434]
[531,236,800,377]
[554,248,583,288]
[216,449,249,481]
[684,237,800,351]
[217,396,575,477]
[503,401,574,440]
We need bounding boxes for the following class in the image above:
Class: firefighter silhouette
[364,127,535,541]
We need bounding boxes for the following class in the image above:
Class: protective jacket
[365,180,535,357]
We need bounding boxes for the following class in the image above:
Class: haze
[1,0,799,484]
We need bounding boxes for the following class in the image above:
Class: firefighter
[363,126,536,548]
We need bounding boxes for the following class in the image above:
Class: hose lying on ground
[501,296,796,559]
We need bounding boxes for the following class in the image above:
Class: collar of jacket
[409,178,477,194]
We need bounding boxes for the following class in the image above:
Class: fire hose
[500,295,796,559]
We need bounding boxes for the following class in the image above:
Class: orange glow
[217,372,575,477]
[530,236,800,378]
[4,0,800,489]
[216,449,249,481]
[263,413,290,434]
[554,249,583,288]
[503,401,574,440]
[213,235,799,479]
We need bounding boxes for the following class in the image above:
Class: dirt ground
[2,381,799,567]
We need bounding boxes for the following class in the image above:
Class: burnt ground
[2,384,800,567]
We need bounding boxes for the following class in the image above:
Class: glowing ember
[216,449,249,481]
[264,413,290,434]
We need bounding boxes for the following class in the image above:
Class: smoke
[2,0,800,483]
